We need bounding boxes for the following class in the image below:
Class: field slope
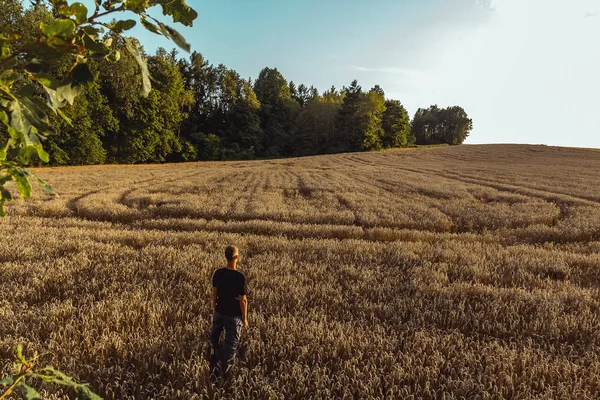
[1,144,600,399]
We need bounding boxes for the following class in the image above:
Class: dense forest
[3,2,473,165]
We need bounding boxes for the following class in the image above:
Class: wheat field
[1,144,600,399]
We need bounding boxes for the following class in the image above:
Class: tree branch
[88,5,126,24]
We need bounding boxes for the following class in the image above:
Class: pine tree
[254,67,299,156]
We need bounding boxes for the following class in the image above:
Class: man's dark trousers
[210,311,242,369]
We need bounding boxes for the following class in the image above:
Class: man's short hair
[225,245,238,261]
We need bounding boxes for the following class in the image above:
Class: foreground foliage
[0,346,100,400]
[1,145,599,399]
[0,0,197,212]
[0,0,197,396]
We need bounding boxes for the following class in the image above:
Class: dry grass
[1,144,600,399]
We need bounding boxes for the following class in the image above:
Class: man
[210,245,249,375]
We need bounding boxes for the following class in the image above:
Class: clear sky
[113,0,600,148]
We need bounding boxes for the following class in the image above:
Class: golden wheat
[1,144,599,399]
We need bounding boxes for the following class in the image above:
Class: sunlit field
[1,144,600,399]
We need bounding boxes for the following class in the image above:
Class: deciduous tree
[382,99,412,148]
[412,105,472,145]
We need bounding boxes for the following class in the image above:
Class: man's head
[225,245,239,265]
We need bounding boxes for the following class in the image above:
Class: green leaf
[15,344,25,362]
[26,170,56,195]
[25,59,51,74]
[71,3,88,24]
[18,96,48,128]
[0,70,20,86]
[40,19,76,40]
[33,73,59,89]
[1,41,11,60]
[162,23,190,52]
[140,16,160,34]
[0,174,14,216]
[8,100,29,134]
[75,384,102,400]
[46,36,71,50]
[71,63,94,87]
[153,19,191,52]
[80,25,103,39]
[82,33,110,57]
[43,87,63,109]
[106,50,121,63]
[36,367,76,385]
[0,185,12,203]
[1,56,18,69]
[56,82,83,106]
[124,38,151,97]
[36,147,50,163]
[0,83,15,101]
[0,174,12,185]
[18,146,34,165]
[15,175,32,198]
[6,107,51,164]
[12,89,55,135]
[18,381,42,400]
[56,107,73,126]
[125,0,149,13]
[52,0,71,16]
[110,19,137,32]
[154,0,198,27]
[19,126,50,163]
[6,127,19,141]
[0,377,14,387]
[0,29,21,41]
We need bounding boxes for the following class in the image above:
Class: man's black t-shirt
[212,268,247,317]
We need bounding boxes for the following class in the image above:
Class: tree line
[3,2,473,166]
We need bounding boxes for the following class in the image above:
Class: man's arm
[239,295,248,328]
[212,287,218,311]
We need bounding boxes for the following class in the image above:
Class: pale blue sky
[95,0,600,148]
